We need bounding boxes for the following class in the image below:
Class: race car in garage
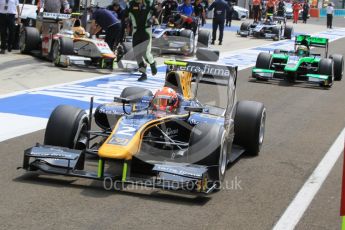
[20,60,266,194]
[252,34,344,87]
[237,15,293,40]
[19,12,116,69]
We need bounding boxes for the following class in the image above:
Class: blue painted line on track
[0,28,344,120]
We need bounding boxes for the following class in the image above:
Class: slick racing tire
[197,30,211,48]
[318,58,334,87]
[273,49,281,54]
[120,87,153,100]
[52,37,74,67]
[233,101,266,156]
[44,105,89,150]
[272,27,281,41]
[188,123,228,187]
[196,47,219,62]
[180,29,195,55]
[255,52,272,69]
[284,25,293,39]
[19,27,40,53]
[329,54,344,81]
[240,22,251,31]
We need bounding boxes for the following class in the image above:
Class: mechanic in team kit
[276,0,285,17]
[126,0,158,81]
[0,0,20,54]
[252,0,261,22]
[161,0,178,23]
[89,7,122,51]
[208,0,231,45]
[265,0,275,18]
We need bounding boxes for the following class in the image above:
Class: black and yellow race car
[20,60,266,194]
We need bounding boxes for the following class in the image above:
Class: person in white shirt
[0,0,20,53]
[326,2,334,29]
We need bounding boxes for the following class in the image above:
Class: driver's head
[184,0,191,5]
[152,87,179,112]
[297,45,309,56]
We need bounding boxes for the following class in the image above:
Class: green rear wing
[295,34,329,56]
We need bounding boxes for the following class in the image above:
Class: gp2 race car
[238,16,293,41]
[252,34,344,88]
[119,14,211,59]
[20,60,266,195]
[19,12,116,69]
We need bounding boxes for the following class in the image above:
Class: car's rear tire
[318,58,334,87]
[196,47,219,62]
[44,105,89,150]
[284,25,293,39]
[272,27,281,41]
[180,29,194,55]
[120,87,153,100]
[19,27,40,53]
[233,101,266,156]
[197,30,211,47]
[329,54,344,81]
[52,37,74,67]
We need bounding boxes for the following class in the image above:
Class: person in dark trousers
[326,2,334,29]
[107,1,126,41]
[193,0,206,26]
[126,0,158,81]
[302,1,309,23]
[208,0,230,45]
[225,1,233,27]
[0,0,21,53]
[161,0,178,23]
[90,7,122,51]
[252,0,261,22]
[276,0,285,17]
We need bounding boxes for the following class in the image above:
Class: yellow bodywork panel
[98,114,188,160]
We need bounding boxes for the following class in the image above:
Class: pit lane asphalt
[1,19,345,229]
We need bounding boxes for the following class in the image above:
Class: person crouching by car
[0,0,21,54]
[89,7,122,51]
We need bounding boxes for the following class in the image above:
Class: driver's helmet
[73,26,86,38]
[152,87,179,112]
[296,45,309,56]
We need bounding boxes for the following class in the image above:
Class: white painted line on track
[273,128,345,230]
[0,113,48,142]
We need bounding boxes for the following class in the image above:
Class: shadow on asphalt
[13,172,211,206]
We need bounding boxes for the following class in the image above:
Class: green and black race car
[252,34,344,88]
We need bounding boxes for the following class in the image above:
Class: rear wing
[164,60,238,86]
[294,34,329,56]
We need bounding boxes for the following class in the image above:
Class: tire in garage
[44,105,89,150]
[52,37,74,67]
[233,101,266,156]
[196,47,219,62]
[19,27,40,53]
[120,86,153,100]
[329,54,344,81]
